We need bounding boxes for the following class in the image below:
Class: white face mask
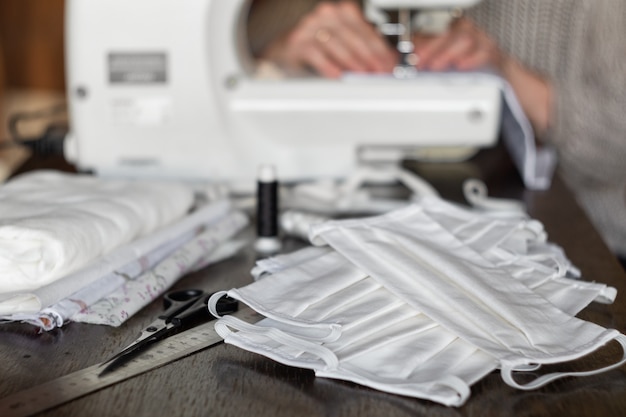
[412,195,617,312]
[209,222,619,407]
[210,251,490,406]
[416,195,579,279]
[308,204,626,388]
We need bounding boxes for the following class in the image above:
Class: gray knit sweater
[248,0,626,257]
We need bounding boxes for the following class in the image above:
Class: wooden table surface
[1,151,625,417]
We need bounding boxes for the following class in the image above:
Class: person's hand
[412,17,505,72]
[259,1,397,78]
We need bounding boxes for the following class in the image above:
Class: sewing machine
[64,0,500,188]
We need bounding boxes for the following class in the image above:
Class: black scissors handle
[159,289,207,325]
[162,289,238,327]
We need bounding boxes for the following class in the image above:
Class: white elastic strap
[208,291,230,318]
[501,334,626,390]
[396,168,439,197]
[226,289,342,342]
[463,179,526,215]
[215,315,339,369]
[524,253,569,276]
[550,276,618,305]
[515,256,564,279]
[280,210,330,241]
[436,375,472,406]
[209,291,341,342]
[509,363,542,372]
[597,286,618,304]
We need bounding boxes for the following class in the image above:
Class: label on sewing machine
[108,52,167,84]
[109,97,172,126]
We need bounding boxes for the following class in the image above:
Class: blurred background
[0,0,66,178]
[0,0,66,92]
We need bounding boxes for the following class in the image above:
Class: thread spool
[254,164,282,254]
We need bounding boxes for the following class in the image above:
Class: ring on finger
[315,28,332,43]
[451,8,464,19]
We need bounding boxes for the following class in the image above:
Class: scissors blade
[98,320,177,375]
[100,305,258,377]
[99,290,207,374]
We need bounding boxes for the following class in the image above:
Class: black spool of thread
[254,164,282,254]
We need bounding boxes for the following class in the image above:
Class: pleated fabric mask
[309,203,626,390]
[210,202,620,406]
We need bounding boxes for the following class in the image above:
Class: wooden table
[1,151,625,417]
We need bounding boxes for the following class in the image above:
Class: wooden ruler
[0,307,260,417]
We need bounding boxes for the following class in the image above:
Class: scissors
[99,289,238,376]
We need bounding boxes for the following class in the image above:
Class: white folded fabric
[0,200,234,317]
[214,195,620,406]
[0,170,195,294]
[72,212,249,327]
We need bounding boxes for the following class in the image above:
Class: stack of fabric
[209,193,624,407]
[0,170,248,330]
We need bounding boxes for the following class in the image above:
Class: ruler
[0,307,260,417]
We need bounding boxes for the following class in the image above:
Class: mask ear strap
[214,314,340,370]
[500,334,626,390]
[208,291,342,342]
[208,291,231,318]
[463,178,526,215]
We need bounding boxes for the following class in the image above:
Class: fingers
[271,1,397,78]
[413,18,503,72]
[333,2,397,73]
[300,36,348,78]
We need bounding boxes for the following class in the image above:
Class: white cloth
[211,244,616,406]
[0,170,195,294]
[212,196,622,406]
[0,201,232,316]
[0,200,249,330]
[212,250,491,406]
[71,212,249,327]
[310,203,626,385]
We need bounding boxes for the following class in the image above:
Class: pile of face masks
[209,195,625,407]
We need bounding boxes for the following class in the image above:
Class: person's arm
[545,2,626,183]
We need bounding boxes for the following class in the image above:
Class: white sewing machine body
[64,0,501,187]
